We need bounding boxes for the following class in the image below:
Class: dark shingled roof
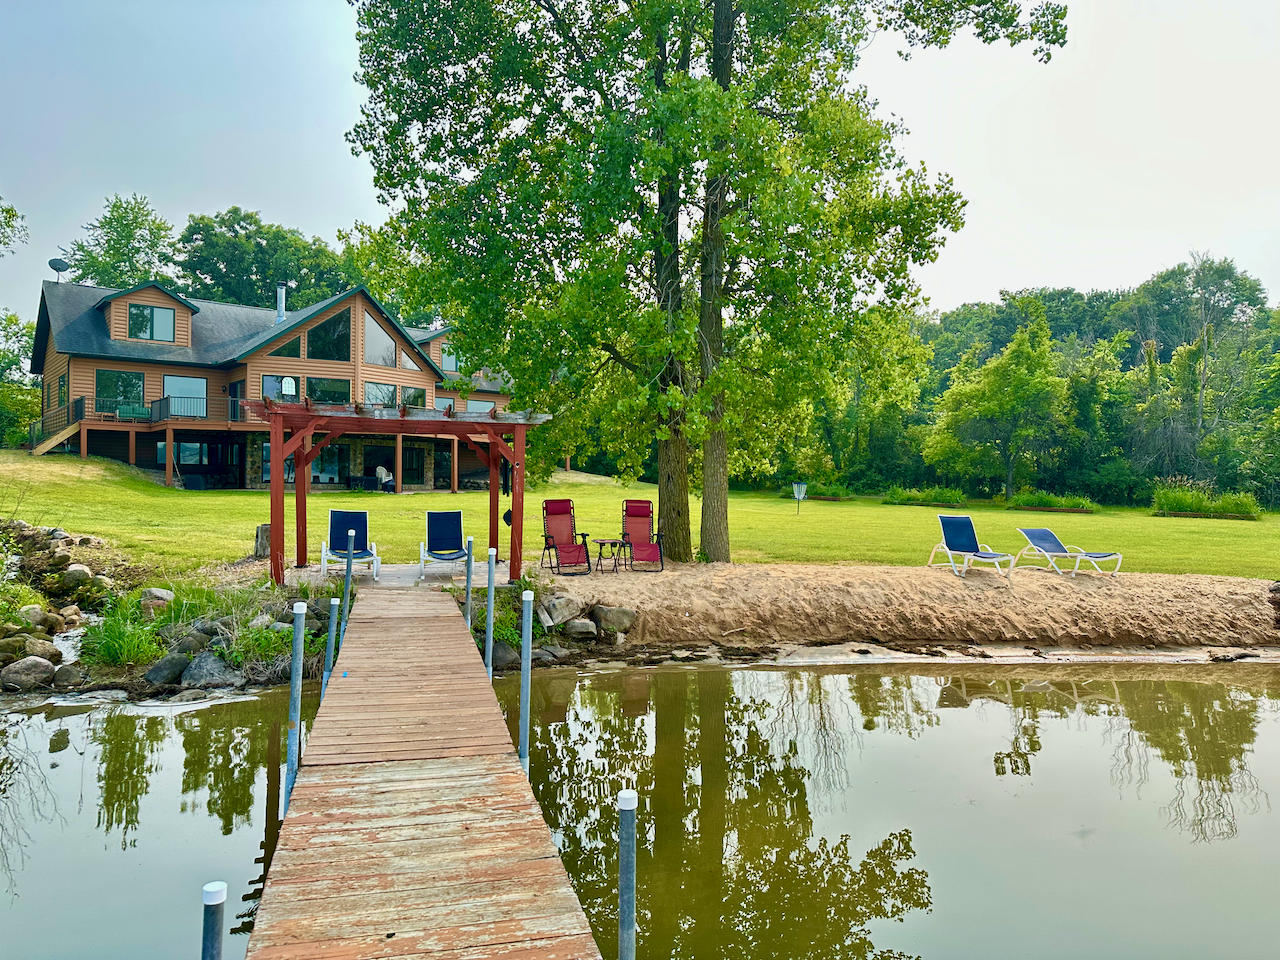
[406,324,508,394]
[31,280,444,379]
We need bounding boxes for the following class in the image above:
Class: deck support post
[284,601,306,814]
[201,881,227,960]
[128,430,136,465]
[395,433,403,493]
[296,432,310,568]
[618,790,638,960]
[165,426,174,486]
[450,437,459,492]
[509,426,526,582]
[79,423,87,459]
[484,547,496,680]
[269,414,285,584]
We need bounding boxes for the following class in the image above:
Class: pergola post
[488,439,500,554]
[450,437,459,492]
[296,432,311,568]
[165,426,174,485]
[509,426,526,581]
[269,413,285,584]
[128,430,136,466]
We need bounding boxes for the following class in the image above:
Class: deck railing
[28,398,82,446]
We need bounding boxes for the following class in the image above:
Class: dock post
[340,529,355,647]
[323,596,339,697]
[618,789,638,960]
[519,589,533,775]
[484,547,497,679]
[464,536,474,628]
[284,600,306,814]
[202,880,226,960]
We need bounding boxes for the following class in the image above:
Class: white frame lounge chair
[320,509,380,581]
[419,510,468,580]
[1016,527,1122,577]
[928,515,1014,583]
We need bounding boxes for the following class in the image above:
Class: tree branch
[601,342,640,373]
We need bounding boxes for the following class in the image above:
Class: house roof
[93,280,202,315]
[406,324,509,394]
[31,280,445,379]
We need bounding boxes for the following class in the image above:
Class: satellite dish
[48,258,70,280]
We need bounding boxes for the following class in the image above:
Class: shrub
[1152,477,1261,517]
[1007,490,1096,511]
[1212,491,1262,517]
[884,486,965,505]
[80,595,165,666]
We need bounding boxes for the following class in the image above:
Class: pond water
[495,665,1280,960]
[0,686,316,960]
[4,666,1280,958]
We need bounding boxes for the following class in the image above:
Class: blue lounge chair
[419,510,468,579]
[320,509,381,581]
[928,515,1014,582]
[1016,527,1122,577]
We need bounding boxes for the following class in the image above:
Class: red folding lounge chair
[622,499,664,572]
[541,499,591,575]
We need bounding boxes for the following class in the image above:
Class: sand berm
[561,563,1280,648]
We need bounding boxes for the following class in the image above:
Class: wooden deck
[246,585,602,960]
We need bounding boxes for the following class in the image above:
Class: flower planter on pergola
[243,399,550,585]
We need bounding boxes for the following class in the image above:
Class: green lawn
[1,451,1275,579]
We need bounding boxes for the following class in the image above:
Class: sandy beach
[557,563,1280,649]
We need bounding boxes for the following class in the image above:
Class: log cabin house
[29,279,509,492]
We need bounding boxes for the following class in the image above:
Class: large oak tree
[349,0,1066,560]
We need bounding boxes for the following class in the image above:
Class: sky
[1,0,1277,321]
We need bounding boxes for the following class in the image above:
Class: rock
[140,599,167,620]
[48,728,71,752]
[47,549,72,570]
[158,623,187,641]
[170,689,208,703]
[544,595,584,626]
[93,689,129,702]
[90,574,115,592]
[53,664,84,688]
[208,634,230,649]
[0,652,14,668]
[181,652,244,689]
[248,612,273,630]
[41,612,67,635]
[192,617,220,635]
[18,604,42,625]
[491,643,520,671]
[62,564,94,588]
[532,648,555,663]
[59,604,82,622]
[542,644,572,660]
[49,528,68,540]
[0,636,24,657]
[23,637,63,665]
[141,587,176,604]
[1,656,56,691]
[536,605,555,629]
[270,621,292,632]
[591,605,637,634]
[145,652,190,686]
[564,619,598,639]
[170,632,209,655]
[305,617,322,634]
[1,622,21,637]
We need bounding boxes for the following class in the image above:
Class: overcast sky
[1,0,1276,321]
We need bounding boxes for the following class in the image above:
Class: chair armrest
[578,532,589,546]
[544,534,555,548]
[1066,545,1086,553]
[622,532,632,544]
[980,543,994,552]
[371,541,378,556]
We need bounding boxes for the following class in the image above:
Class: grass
[80,595,166,666]
[1,451,1276,579]
[883,485,967,505]
[1152,479,1261,518]
[1006,490,1096,511]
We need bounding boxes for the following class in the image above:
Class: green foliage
[1152,477,1260,517]
[883,486,966,505]
[0,308,35,384]
[216,625,326,669]
[0,580,47,625]
[0,194,27,256]
[1006,489,1096,510]
[174,206,353,309]
[80,595,166,666]
[464,570,551,649]
[66,194,175,288]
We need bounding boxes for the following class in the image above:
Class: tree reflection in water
[0,713,58,895]
[93,710,167,849]
[508,669,933,960]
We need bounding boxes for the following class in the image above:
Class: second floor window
[364,312,397,367]
[403,387,426,407]
[128,304,175,341]
[440,344,458,373]
[307,307,350,361]
[262,375,298,401]
[307,377,350,403]
[434,397,453,412]
[466,398,495,414]
[365,382,396,405]
[268,335,301,358]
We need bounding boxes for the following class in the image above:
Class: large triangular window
[268,336,301,358]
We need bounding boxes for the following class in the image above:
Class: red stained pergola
[244,400,550,586]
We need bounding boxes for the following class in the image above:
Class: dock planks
[246,586,602,960]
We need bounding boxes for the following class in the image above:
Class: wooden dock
[246,585,602,960]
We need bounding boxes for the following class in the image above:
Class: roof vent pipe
[275,282,287,324]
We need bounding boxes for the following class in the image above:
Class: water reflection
[501,665,1280,960]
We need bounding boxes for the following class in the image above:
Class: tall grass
[1152,477,1261,517]
[884,486,966,505]
[80,596,165,666]
[1006,490,1096,511]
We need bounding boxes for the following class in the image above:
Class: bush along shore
[0,518,346,699]
[453,574,641,672]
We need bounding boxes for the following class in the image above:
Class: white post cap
[347,528,356,536]
[488,547,498,556]
[202,880,228,904]
[329,596,340,607]
[466,535,474,543]
[522,589,534,602]
[617,789,638,810]
[292,601,308,615]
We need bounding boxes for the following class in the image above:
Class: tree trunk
[1005,453,1016,500]
[696,0,735,563]
[651,29,694,563]
[648,671,688,959]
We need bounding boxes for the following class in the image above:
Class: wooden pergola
[243,400,550,585]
